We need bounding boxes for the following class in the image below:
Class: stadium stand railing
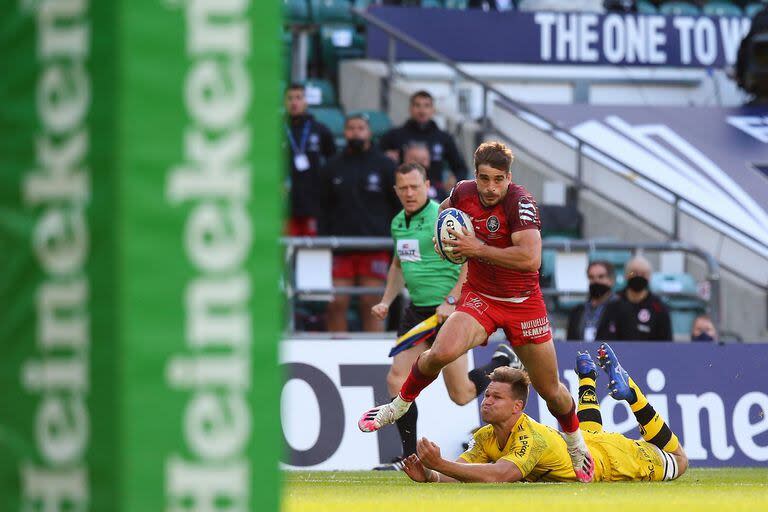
[282,237,722,338]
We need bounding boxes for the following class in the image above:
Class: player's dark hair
[395,162,427,181]
[474,141,513,174]
[410,90,433,104]
[587,260,616,281]
[404,142,430,154]
[345,113,370,126]
[489,367,530,406]
[285,82,305,94]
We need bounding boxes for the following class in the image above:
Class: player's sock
[575,351,602,432]
[399,357,438,402]
[467,355,509,396]
[549,399,580,434]
[577,375,603,433]
[394,398,418,456]
[627,378,680,453]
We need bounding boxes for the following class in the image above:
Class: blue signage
[367,7,752,68]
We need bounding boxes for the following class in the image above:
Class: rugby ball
[435,208,474,264]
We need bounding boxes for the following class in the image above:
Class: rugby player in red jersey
[358,141,594,482]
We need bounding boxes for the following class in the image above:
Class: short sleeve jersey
[449,180,541,297]
[459,415,668,483]
[459,414,576,482]
[391,200,461,307]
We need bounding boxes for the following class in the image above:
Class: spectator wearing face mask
[601,256,673,341]
[566,260,617,342]
[691,314,718,343]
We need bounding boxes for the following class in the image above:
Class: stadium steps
[487,103,768,291]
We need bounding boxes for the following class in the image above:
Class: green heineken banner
[0,0,281,510]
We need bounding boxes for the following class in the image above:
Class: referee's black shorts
[396,302,441,347]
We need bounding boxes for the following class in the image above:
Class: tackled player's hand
[402,454,430,483]
[416,437,443,470]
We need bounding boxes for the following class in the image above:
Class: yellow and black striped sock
[577,372,603,433]
[628,378,679,452]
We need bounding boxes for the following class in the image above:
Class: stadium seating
[659,1,702,15]
[284,0,312,25]
[651,272,706,337]
[309,106,346,144]
[540,236,575,286]
[352,0,372,26]
[320,25,366,78]
[312,0,355,24]
[444,0,469,9]
[302,78,338,106]
[702,1,744,15]
[588,239,632,277]
[637,1,658,13]
[746,2,768,17]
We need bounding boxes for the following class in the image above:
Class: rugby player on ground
[359,141,595,482]
[401,343,688,484]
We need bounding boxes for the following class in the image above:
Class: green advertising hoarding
[0,0,281,510]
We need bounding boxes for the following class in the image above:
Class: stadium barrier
[280,339,768,470]
[282,237,721,332]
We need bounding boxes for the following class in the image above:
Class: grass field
[283,468,768,512]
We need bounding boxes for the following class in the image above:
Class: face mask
[627,275,648,292]
[588,283,611,299]
[692,332,715,342]
[346,138,366,152]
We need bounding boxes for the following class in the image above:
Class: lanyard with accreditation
[286,120,312,172]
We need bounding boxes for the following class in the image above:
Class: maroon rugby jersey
[449,180,541,298]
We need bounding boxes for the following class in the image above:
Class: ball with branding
[435,208,475,264]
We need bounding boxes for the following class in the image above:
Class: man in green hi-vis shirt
[370,163,520,470]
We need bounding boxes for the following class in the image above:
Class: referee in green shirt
[371,162,517,470]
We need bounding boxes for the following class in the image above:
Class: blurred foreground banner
[281,340,768,469]
[0,1,281,510]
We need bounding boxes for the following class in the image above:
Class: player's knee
[537,380,563,402]
[427,345,458,369]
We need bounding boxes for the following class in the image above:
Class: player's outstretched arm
[371,256,405,320]
[401,454,459,483]
[416,437,523,483]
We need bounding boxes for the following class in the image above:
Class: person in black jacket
[601,256,673,341]
[285,83,336,236]
[318,114,399,332]
[735,5,768,104]
[379,90,468,199]
[566,260,617,341]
